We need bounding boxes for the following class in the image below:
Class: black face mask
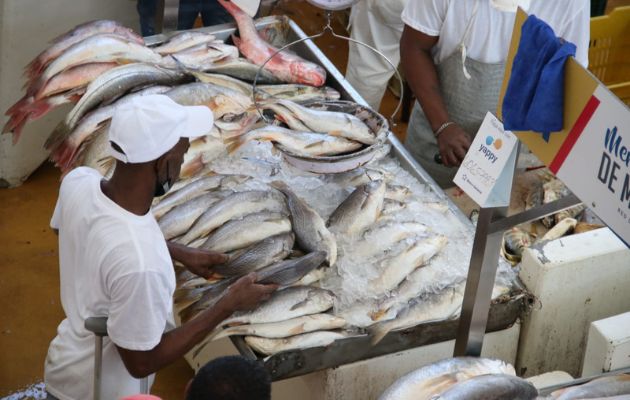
[154,161,173,198]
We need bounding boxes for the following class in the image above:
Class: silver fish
[178,190,287,244]
[369,235,448,295]
[152,174,250,219]
[385,184,412,201]
[552,374,630,399]
[381,199,407,215]
[327,180,386,235]
[378,357,516,400]
[204,57,282,84]
[190,71,253,96]
[257,84,341,103]
[271,181,337,266]
[200,211,292,253]
[332,167,394,188]
[227,125,363,157]
[257,251,327,286]
[177,277,237,323]
[292,268,326,287]
[212,313,346,340]
[153,31,216,55]
[212,232,295,277]
[436,374,538,400]
[158,192,228,240]
[265,99,376,145]
[166,82,252,119]
[245,331,346,355]
[221,286,335,326]
[163,42,239,69]
[370,282,465,345]
[353,221,430,261]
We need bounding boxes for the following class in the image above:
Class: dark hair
[186,356,271,400]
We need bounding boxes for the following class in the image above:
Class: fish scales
[327,180,386,235]
[256,251,327,286]
[245,331,345,355]
[158,192,228,240]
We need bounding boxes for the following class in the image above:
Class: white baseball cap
[108,94,214,163]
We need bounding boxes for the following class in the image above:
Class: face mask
[490,0,530,12]
[153,160,173,198]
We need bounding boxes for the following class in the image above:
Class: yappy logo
[479,136,501,164]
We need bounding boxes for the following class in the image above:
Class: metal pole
[453,206,507,356]
[94,336,103,400]
[161,0,180,33]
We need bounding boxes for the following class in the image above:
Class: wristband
[434,121,456,138]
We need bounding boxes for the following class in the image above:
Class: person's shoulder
[60,167,102,190]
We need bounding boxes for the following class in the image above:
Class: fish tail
[368,322,392,345]
[21,98,55,120]
[44,121,72,151]
[5,95,33,116]
[49,139,80,170]
[24,56,46,81]
[2,112,31,144]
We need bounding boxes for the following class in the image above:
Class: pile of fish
[501,175,605,265]
[379,357,538,400]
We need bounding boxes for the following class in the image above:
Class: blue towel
[502,15,577,141]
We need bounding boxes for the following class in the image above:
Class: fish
[501,227,535,265]
[221,286,335,326]
[244,331,346,355]
[256,251,327,286]
[551,374,630,399]
[327,180,387,235]
[36,35,162,92]
[214,112,261,140]
[72,123,111,173]
[178,190,287,244]
[24,20,143,80]
[200,211,292,253]
[30,62,118,100]
[165,82,252,119]
[152,31,216,55]
[158,192,229,240]
[217,0,327,87]
[381,199,407,215]
[332,167,394,188]
[47,84,172,169]
[227,125,363,157]
[212,232,295,277]
[257,84,341,103]
[189,71,254,96]
[177,277,237,323]
[163,42,239,69]
[369,282,465,344]
[540,217,577,242]
[265,99,376,145]
[152,174,249,219]
[435,374,538,400]
[203,58,282,84]
[271,181,338,266]
[385,184,412,201]
[353,221,430,261]
[292,268,326,287]
[574,222,605,234]
[370,235,448,295]
[212,314,346,340]
[378,357,516,400]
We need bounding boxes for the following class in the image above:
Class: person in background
[44,95,278,400]
[345,0,408,111]
[400,0,589,188]
[137,0,232,36]
[185,356,271,400]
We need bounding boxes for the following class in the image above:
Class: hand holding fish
[221,273,279,313]
[167,241,228,278]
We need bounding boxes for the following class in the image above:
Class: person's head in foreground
[186,356,272,400]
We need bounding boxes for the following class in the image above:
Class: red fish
[217,0,326,87]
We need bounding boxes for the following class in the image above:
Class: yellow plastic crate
[589,6,630,105]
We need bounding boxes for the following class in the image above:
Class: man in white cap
[401,0,589,188]
[44,95,278,400]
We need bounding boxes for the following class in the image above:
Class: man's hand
[220,273,278,313]
[167,241,228,279]
[437,124,471,167]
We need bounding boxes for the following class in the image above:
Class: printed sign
[549,85,630,246]
[454,112,518,208]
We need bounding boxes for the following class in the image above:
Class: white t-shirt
[45,167,176,400]
[402,0,589,67]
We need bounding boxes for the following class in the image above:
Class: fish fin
[369,308,389,322]
[44,121,72,151]
[5,95,33,116]
[231,34,242,49]
[2,112,32,144]
[20,98,55,120]
[304,140,325,149]
[49,139,81,170]
[368,321,391,345]
[327,130,346,138]
[290,298,309,311]
[225,136,247,154]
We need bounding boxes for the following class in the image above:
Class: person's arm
[400,24,471,167]
[167,241,228,278]
[116,273,277,378]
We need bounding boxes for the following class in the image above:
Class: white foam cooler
[582,311,630,377]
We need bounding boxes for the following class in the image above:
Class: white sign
[454,112,519,208]
[554,85,630,247]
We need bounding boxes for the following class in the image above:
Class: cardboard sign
[497,8,630,247]
[454,112,518,208]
